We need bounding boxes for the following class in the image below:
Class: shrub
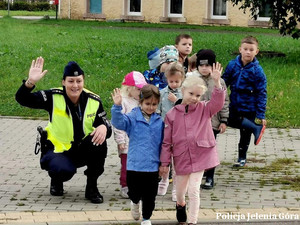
[9,1,50,11]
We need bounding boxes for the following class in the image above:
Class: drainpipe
[69,0,71,19]
[58,0,61,19]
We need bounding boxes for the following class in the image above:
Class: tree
[230,0,300,39]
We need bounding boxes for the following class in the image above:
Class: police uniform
[15,62,112,203]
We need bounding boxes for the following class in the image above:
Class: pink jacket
[160,87,226,175]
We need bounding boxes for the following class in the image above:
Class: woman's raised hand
[28,57,48,85]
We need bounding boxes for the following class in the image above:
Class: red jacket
[160,87,225,175]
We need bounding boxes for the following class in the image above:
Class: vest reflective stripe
[46,90,100,153]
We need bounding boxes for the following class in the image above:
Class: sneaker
[157,178,169,196]
[172,192,177,202]
[141,220,152,225]
[201,178,214,189]
[120,187,129,198]
[255,124,266,145]
[233,159,246,168]
[131,201,141,221]
[176,204,187,223]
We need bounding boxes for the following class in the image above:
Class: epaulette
[87,92,101,101]
[84,89,101,102]
[51,88,64,95]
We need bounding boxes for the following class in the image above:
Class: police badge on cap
[63,61,84,79]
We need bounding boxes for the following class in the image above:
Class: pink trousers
[176,171,204,224]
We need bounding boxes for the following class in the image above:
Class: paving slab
[0,117,299,224]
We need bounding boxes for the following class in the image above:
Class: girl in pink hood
[159,62,225,225]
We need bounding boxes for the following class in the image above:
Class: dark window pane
[170,0,182,14]
[213,0,226,16]
[130,0,141,12]
[259,3,271,17]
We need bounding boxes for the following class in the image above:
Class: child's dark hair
[175,34,192,45]
[165,62,185,79]
[241,36,259,46]
[139,84,160,104]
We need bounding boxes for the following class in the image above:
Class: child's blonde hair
[120,85,137,98]
[182,75,207,94]
[139,84,160,104]
[165,62,185,80]
[241,35,259,47]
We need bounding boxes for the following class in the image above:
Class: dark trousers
[127,170,159,220]
[205,129,219,181]
[40,135,107,183]
[228,108,256,160]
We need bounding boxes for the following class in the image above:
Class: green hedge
[0,1,54,11]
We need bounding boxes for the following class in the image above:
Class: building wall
[58,0,288,29]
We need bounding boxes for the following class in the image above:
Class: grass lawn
[0,17,299,128]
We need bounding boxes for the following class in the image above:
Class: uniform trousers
[40,135,107,183]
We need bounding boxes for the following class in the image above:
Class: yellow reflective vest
[45,88,100,153]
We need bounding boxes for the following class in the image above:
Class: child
[160,64,226,225]
[175,34,193,73]
[143,45,178,90]
[111,84,164,225]
[147,47,161,70]
[188,49,229,189]
[113,71,147,198]
[222,36,267,168]
[157,62,185,198]
[187,53,197,73]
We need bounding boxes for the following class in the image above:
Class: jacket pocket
[172,143,187,157]
[196,139,216,148]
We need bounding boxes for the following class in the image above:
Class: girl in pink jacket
[159,63,225,225]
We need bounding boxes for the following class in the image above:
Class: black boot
[241,118,265,145]
[85,177,103,204]
[176,204,187,223]
[50,179,64,196]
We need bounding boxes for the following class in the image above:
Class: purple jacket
[160,87,226,175]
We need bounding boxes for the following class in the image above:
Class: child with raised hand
[222,36,267,168]
[160,63,226,225]
[188,49,229,189]
[175,34,193,73]
[111,84,164,225]
[113,71,147,198]
[157,62,185,198]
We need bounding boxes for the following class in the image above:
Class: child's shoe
[241,118,266,145]
[131,201,141,220]
[176,204,187,223]
[233,159,246,168]
[201,178,214,189]
[141,219,152,225]
[120,186,129,198]
[157,178,169,196]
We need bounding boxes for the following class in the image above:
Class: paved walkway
[0,117,299,224]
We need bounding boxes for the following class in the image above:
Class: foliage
[230,0,300,39]
[0,1,51,11]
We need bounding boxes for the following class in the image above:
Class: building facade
[59,0,272,28]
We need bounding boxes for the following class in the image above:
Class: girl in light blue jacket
[111,84,164,225]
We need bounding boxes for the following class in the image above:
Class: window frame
[256,3,271,22]
[210,0,227,20]
[167,0,184,18]
[127,0,142,16]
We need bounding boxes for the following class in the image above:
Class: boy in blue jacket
[222,36,267,167]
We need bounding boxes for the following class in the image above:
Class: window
[168,0,183,17]
[128,0,141,16]
[89,0,102,14]
[257,3,271,21]
[211,0,227,19]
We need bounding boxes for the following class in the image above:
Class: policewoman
[15,57,112,204]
